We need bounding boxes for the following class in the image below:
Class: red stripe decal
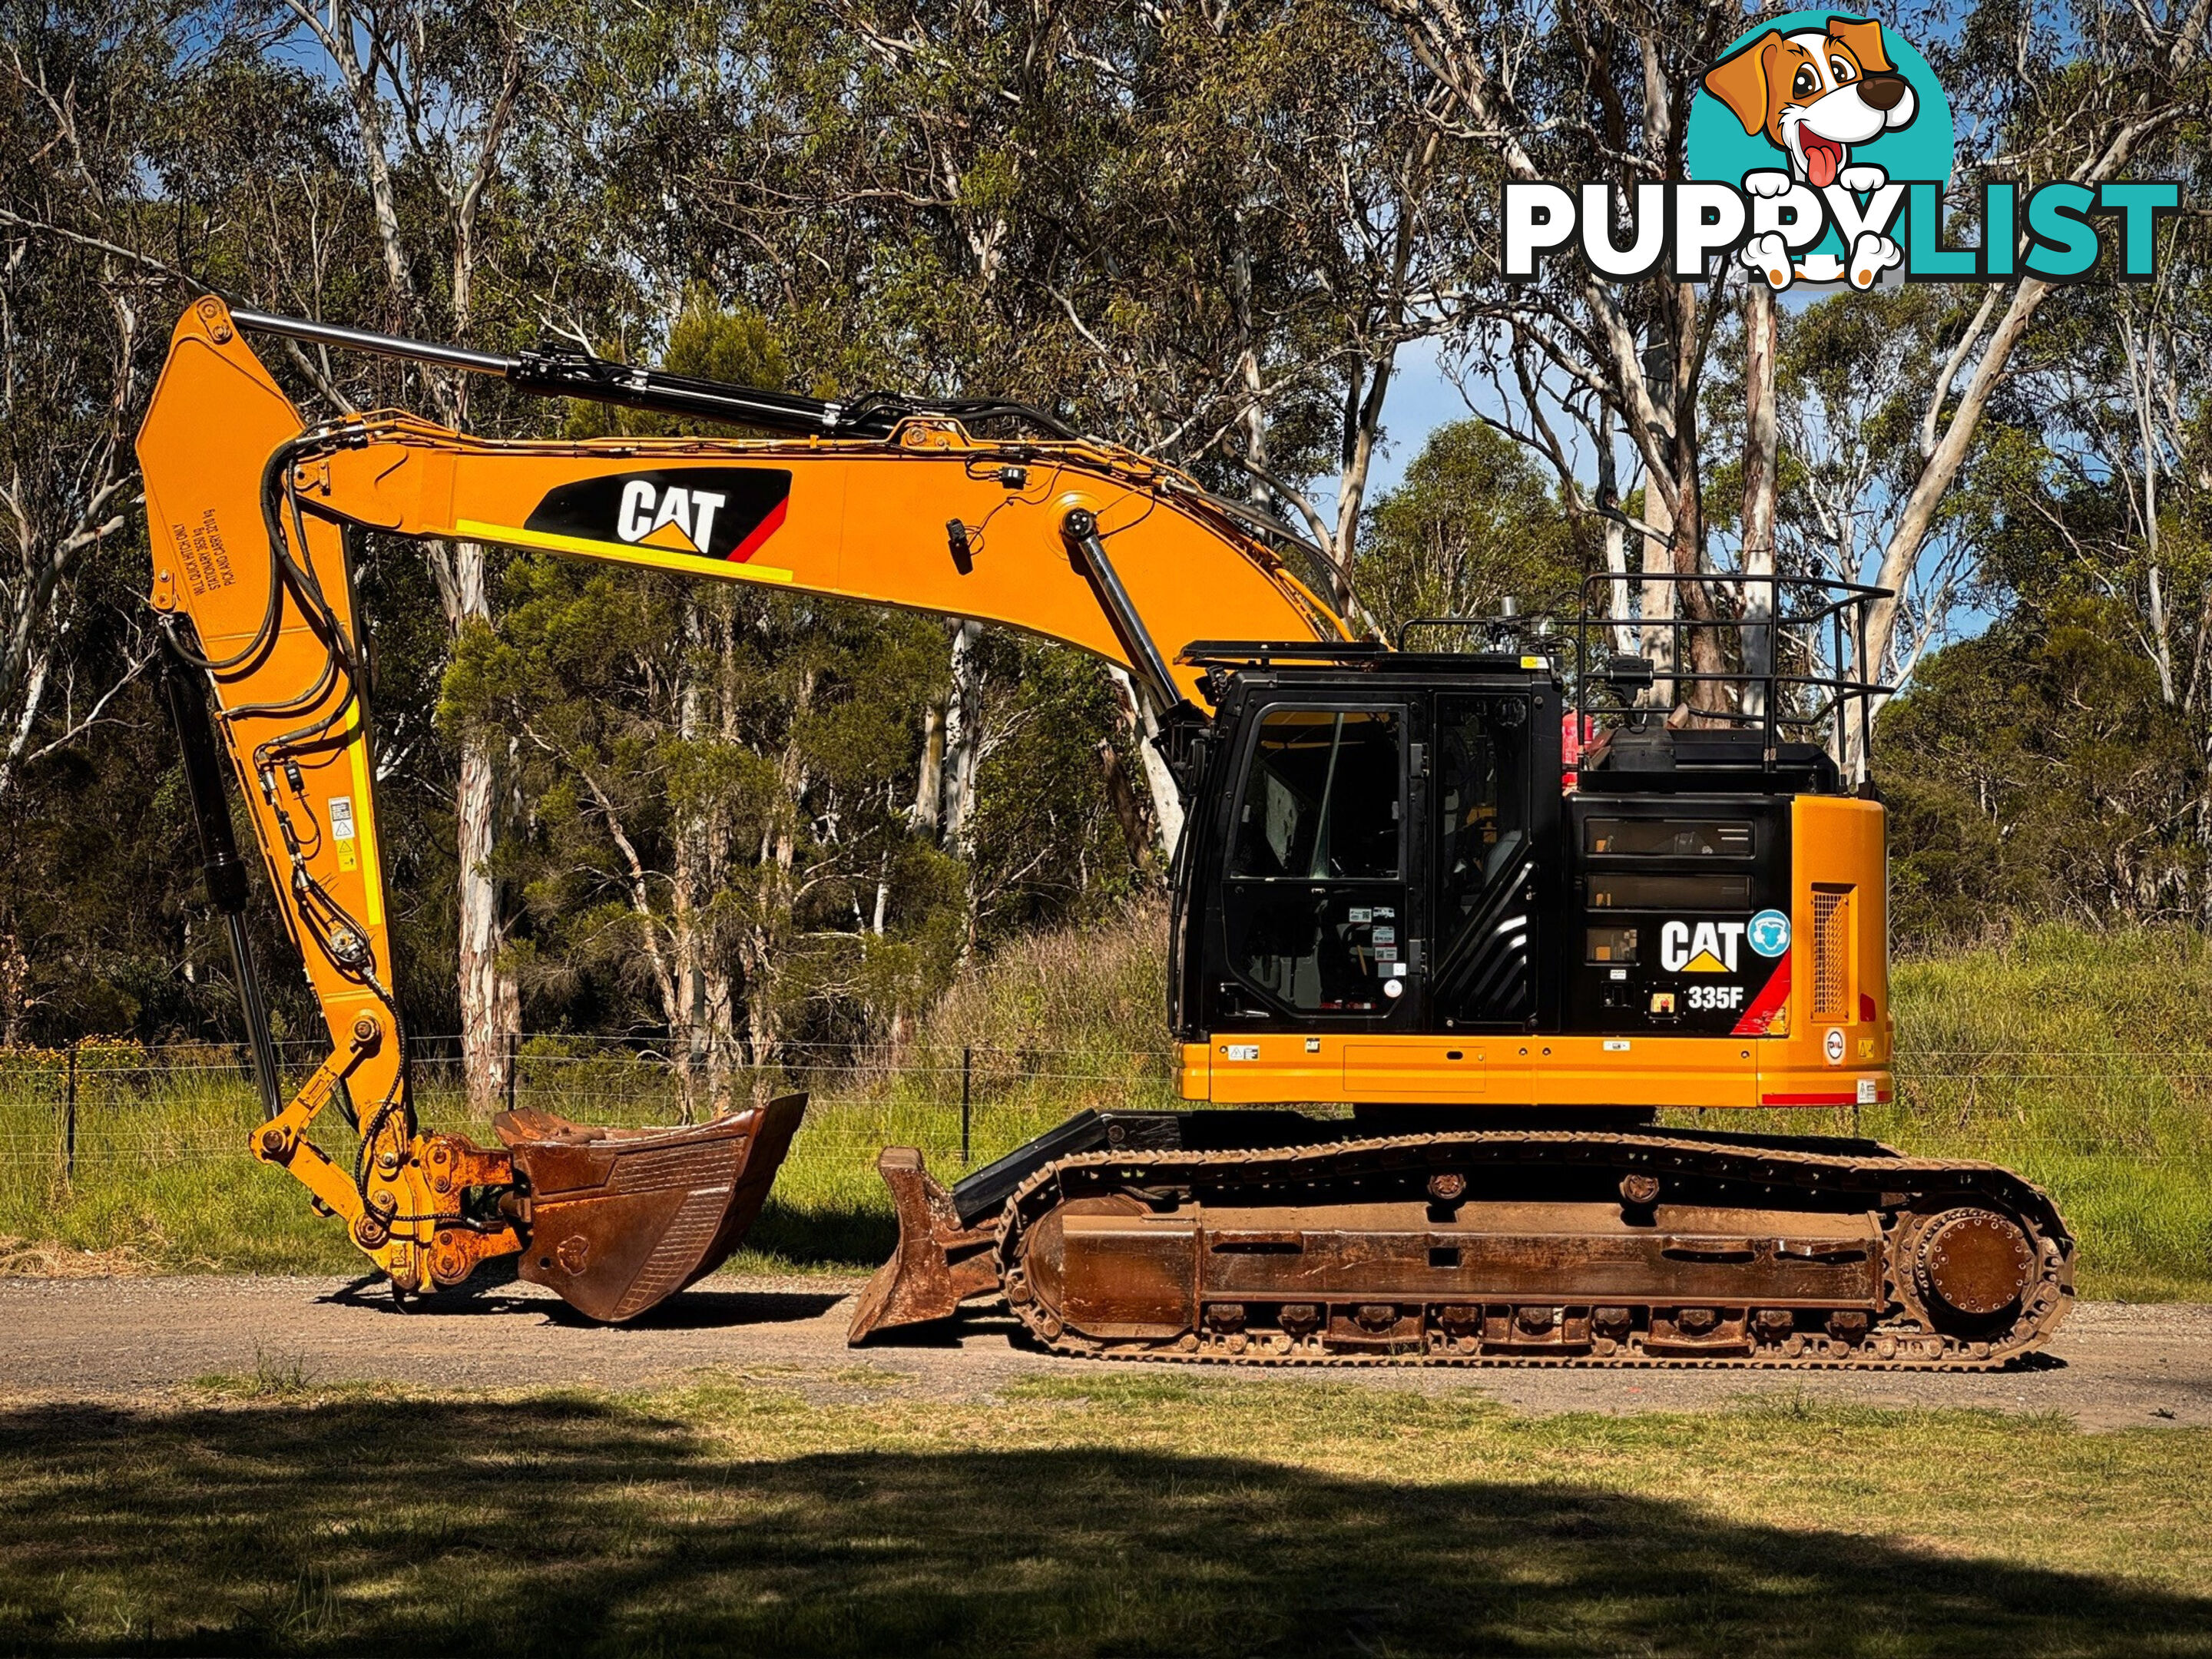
[728,497,788,564]
[1731,952,1791,1035]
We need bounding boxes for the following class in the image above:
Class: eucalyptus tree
[662,0,1464,861]
[251,0,540,1105]
[1382,0,2211,749]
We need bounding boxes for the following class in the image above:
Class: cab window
[1231,710,1401,880]
[1220,707,1405,1016]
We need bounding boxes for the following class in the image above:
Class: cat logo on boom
[523,466,793,564]
[617,479,727,552]
[1660,919,1746,974]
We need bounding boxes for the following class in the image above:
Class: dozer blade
[847,1146,1002,1343]
[496,1093,806,1322]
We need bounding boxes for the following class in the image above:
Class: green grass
[0,1375,2207,1655]
[4,919,2210,1299]
[1883,924,2212,1301]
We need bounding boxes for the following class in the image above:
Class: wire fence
[5,1032,2212,1181]
[0,1036,1190,1190]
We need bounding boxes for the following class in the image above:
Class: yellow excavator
[138,296,2072,1365]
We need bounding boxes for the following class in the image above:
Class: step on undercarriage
[849,1115,2074,1369]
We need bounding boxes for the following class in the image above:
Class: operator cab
[1169,626,1856,1046]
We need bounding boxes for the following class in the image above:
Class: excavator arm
[135,295,1344,1319]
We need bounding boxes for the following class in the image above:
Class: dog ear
[1827,16,1896,75]
[1702,30,1783,135]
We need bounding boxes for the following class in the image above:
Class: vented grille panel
[1812,888,1853,1019]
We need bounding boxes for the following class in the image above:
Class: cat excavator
[138,296,2073,1363]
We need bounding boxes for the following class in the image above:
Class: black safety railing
[1568,571,1894,773]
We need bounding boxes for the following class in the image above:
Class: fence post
[506,1031,520,1115]
[961,1045,972,1166]
[64,1040,78,1181]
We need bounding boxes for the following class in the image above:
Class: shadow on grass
[743,1195,897,1269]
[1,1396,2206,1657]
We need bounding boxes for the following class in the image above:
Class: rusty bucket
[496,1094,806,1322]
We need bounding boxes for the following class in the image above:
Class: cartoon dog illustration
[1703,15,1917,289]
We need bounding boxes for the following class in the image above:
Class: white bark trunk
[912,700,945,833]
[1596,409,1636,657]
[1108,666,1187,857]
[1741,285,1779,720]
[432,533,519,1109]
[1639,470,1677,708]
[455,729,518,1108]
[939,619,985,854]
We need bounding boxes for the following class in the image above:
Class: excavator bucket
[495,1094,806,1322]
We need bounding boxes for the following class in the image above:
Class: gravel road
[2,1273,2206,1429]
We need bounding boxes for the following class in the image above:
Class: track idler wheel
[1912,1207,2038,1321]
[498,1093,805,1322]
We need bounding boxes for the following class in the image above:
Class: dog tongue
[1805,137,1842,189]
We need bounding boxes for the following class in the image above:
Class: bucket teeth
[846,1147,1001,1343]
[498,1093,805,1322]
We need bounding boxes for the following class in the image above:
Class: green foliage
[1881,925,2212,1301]
[448,535,961,1059]
[962,637,1153,946]
[1356,422,1591,639]
[1881,601,2209,941]
[0,0,372,1048]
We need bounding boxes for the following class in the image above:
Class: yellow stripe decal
[455,520,796,584]
[348,734,384,928]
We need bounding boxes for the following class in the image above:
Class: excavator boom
[135,296,1342,1318]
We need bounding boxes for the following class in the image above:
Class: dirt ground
[0,1273,2205,1429]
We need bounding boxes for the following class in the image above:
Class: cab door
[1214,702,1417,1026]
[1430,694,1540,1030]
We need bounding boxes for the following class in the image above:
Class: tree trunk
[939,618,985,854]
[1740,284,1779,722]
[1639,463,1677,709]
[912,700,945,833]
[1108,666,1186,860]
[455,727,518,1108]
[669,828,709,1127]
[0,926,27,1047]
[1665,294,1730,718]
[0,641,51,798]
[434,534,520,1110]
[1596,409,1636,657]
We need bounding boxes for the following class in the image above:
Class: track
[993,1128,2075,1369]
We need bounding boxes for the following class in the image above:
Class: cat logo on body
[1660,919,1746,974]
